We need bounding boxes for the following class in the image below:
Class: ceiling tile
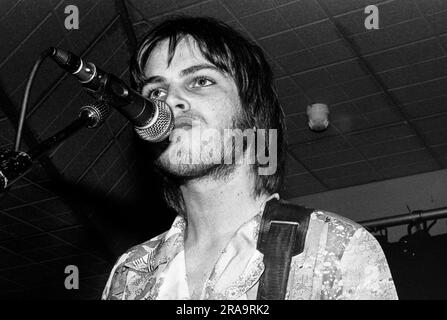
[331,115,371,133]
[0,213,20,227]
[313,161,374,180]
[333,8,365,36]
[178,0,233,22]
[0,264,54,287]
[426,9,447,34]
[323,172,379,189]
[422,76,447,97]
[414,0,447,15]
[398,38,445,65]
[303,84,348,105]
[362,108,403,127]
[63,0,118,54]
[432,143,447,157]
[269,59,287,78]
[378,159,440,179]
[364,48,406,73]
[285,113,308,131]
[58,125,112,178]
[353,93,393,113]
[107,110,129,137]
[0,223,41,238]
[276,49,320,74]
[360,135,422,158]
[329,102,362,123]
[3,205,51,221]
[350,29,392,54]
[281,181,327,199]
[291,67,335,90]
[383,57,447,90]
[279,94,311,115]
[403,95,447,119]
[287,125,339,145]
[294,19,340,47]
[0,118,17,143]
[389,83,428,104]
[285,172,322,186]
[378,65,417,89]
[0,193,25,210]
[27,77,81,138]
[240,8,288,38]
[259,30,306,58]
[371,149,433,170]
[0,0,19,19]
[0,248,30,269]
[0,0,53,62]
[0,230,13,242]
[223,0,276,18]
[341,76,381,99]
[8,184,55,204]
[127,0,177,19]
[301,148,364,170]
[423,129,447,146]
[386,18,434,47]
[326,58,368,83]
[98,159,127,193]
[285,153,307,175]
[26,215,72,232]
[275,77,303,97]
[309,39,355,65]
[0,13,65,95]
[323,0,378,16]
[413,112,447,133]
[276,0,326,28]
[346,123,413,146]
[34,198,72,216]
[92,144,122,180]
[379,0,421,27]
[289,135,351,158]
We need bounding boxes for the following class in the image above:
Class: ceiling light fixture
[307,103,329,132]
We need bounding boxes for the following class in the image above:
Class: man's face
[141,36,242,178]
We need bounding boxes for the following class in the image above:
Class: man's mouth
[174,122,192,130]
[174,117,196,130]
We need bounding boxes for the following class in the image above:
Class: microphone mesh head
[134,99,174,143]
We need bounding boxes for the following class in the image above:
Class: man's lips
[174,117,198,130]
[174,123,192,129]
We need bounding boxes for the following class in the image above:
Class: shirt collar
[124,193,280,275]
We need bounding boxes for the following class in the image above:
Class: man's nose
[165,86,190,115]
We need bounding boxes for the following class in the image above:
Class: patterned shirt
[102,195,398,300]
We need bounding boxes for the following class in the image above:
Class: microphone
[48,47,174,143]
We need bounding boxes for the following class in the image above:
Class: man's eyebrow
[179,64,221,77]
[142,64,222,86]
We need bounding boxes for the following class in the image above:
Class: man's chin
[155,156,218,179]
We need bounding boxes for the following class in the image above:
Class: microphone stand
[0,101,110,192]
[28,111,92,160]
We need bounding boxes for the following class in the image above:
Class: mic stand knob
[79,100,111,128]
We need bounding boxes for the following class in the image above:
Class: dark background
[0,0,446,299]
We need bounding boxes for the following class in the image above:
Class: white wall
[289,169,447,242]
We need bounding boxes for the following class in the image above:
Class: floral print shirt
[102,195,398,300]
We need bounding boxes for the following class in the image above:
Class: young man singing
[102,16,397,300]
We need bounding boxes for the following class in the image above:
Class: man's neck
[180,165,269,247]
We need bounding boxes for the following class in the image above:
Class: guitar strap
[256,198,312,300]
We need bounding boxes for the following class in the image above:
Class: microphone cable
[14,48,54,152]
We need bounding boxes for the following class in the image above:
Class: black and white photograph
[0,0,446,302]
